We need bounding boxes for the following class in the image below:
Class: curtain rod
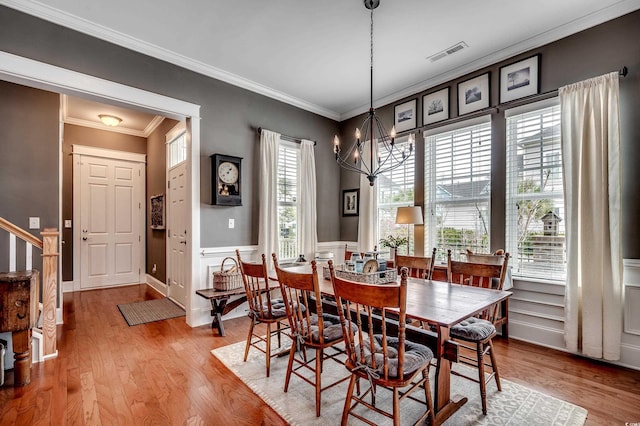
[256,127,316,146]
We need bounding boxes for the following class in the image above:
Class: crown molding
[3,0,638,123]
[1,0,341,121]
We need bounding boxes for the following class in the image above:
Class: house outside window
[424,116,492,261]
[277,141,300,260]
[505,99,566,281]
[376,135,416,254]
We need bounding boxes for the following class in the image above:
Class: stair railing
[0,217,59,359]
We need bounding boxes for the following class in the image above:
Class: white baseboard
[62,280,74,293]
[146,274,167,296]
[56,307,63,325]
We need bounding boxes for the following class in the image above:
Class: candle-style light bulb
[355,128,361,143]
[333,135,339,154]
[390,126,396,145]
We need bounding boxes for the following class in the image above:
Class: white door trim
[0,51,202,326]
[72,145,147,163]
[72,146,146,290]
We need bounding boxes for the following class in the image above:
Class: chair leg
[243,317,256,362]
[283,343,296,393]
[477,342,488,415]
[315,348,322,417]
[488,339,502,391]
[265,322,272,377]
[422,368,435,426]
[341,375,358,426]
[392,387,400,426]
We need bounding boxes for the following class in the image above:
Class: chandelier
[333,0,413,186]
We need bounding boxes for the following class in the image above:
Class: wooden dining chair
[329,262,435,426]
[446,249,510,415]
[272,255,351,417]
[395,247,437,279]
[464,248,510,334]
[236,250,289,377]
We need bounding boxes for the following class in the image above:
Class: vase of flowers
[379,235,408,260]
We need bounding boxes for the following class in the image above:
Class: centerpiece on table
[379,235,408,260]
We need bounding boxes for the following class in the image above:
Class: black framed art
[458,73,490,115]
[342,188,359,217]
[394,98,417,132]
[423,87,449,125]
[499,54,540,103]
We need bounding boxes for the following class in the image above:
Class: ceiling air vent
[427,41,468,63]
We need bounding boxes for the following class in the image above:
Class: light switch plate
[65,220,72,228]
[29,217,40,229]
[228,218,235,229]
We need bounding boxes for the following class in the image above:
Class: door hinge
[139,202,141,209]
[168,181,171,189]
[139,169,141,176]
[139,235,141,242]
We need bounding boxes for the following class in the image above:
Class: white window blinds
[505,99,566,280]
[376,136,416,253]
[425,117,492,261]
[277,142,299,260]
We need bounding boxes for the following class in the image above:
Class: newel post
[40,228,59,358]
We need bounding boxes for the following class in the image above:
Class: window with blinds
[424,117,492,261]
[505,99,565,281]
[277,141,300,260]
[376,136,416,253]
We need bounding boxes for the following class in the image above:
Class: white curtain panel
[357,141,377,253]
[299,139,318,261]
[258,129,280,267]
[560,72,622,360]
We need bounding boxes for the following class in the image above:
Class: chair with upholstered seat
[446,249,510,415]
[329,262,435,426]
[236,250,289,377]
[272,255,351,417]
[395,247,437,279]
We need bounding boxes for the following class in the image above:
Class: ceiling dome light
[98,114,122,127]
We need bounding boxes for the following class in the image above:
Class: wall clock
[211,154,242,206]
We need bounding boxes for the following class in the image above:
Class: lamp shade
[395,206,423,225]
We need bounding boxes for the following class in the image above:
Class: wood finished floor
[0,284,638,425]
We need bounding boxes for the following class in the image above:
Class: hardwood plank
[1,283,639,425]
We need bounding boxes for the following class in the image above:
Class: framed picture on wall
[423,87,449,125]
[150,193,165,229]
[394,98,417,132]
[499,54,540,103]
[458,72,490,115]
[342,188,359,217]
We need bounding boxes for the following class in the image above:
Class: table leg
[210,298,228,336]
[501,299,509,338]
[434,325,467,425]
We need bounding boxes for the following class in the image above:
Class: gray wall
[0,6,341,253]
[340,9,640,259]
[61,124,148,281]
[0,81,59,272]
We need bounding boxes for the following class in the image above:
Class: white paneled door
[74,148,145,289]
[167,161,188,306]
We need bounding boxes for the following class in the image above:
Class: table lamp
[395,206,423,255]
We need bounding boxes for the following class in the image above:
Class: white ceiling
[6,0,640,121]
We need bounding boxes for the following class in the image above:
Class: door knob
[82,237,87,241]
[180,241,187,245]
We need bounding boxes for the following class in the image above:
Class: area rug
[117,298,185,326]
[212,340,588,425]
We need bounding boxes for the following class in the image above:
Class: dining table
[281,263,512,425]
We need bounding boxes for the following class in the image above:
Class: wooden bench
[196,281,280,336]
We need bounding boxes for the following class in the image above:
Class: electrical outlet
[29,217,40,229]
[64,220,72,228]
[228,218,235,229]
[152,264,157,274]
